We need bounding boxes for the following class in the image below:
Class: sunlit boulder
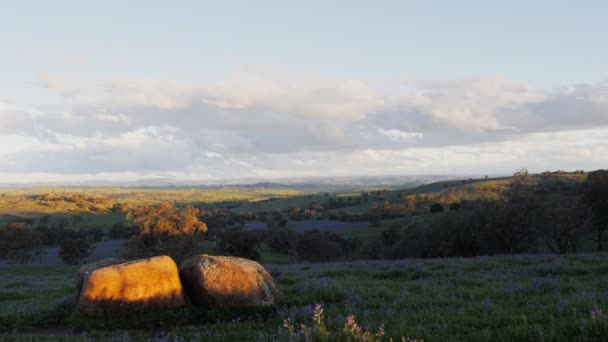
[179,255,282,307]
[75,258,127,300]
[77,255,185,316]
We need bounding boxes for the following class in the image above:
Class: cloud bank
[1,67,607,182]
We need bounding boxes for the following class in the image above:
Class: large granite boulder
[77,256,185,316]
[75,258,127,300]
[179,255,282,307]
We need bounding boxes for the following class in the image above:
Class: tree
[0,223,44,264]
[370,216,381,227]
[109,222,138,239]
[267,227,301,261]
[430,203,444,213]
[124,203,208,263]
[583,170,608,250]
[381,223,402,246]
[483,201,538,254]
[539,197,590,254]
[112,202,131,212]
[82,226,104,242]
[406,196,417,210]
[431,211,482,257]
[298,230,348,262]
[449,202,462,211]
[59,238,94,265]
[481,168,540,254]
[72,214,83,227]
[216,228,266,260]
[127,202,208,236]
[505,168,531,203]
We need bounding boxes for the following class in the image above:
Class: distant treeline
[361,169,607,259]
[215,169,608,261]
[1,170,606,265]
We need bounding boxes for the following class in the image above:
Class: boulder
[179,255,282,307]
[75,258,127,300]
[77,255,185,316]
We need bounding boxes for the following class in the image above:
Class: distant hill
[0,174,471,191]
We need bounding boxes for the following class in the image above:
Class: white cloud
[39,67,381,122]
[2,127,607,181]
[39,75,197,110]
[1,68,608,180]
[0,101,34,134]
[200,68,381,120]
[388,76,545,132]
[204,151,222,158]
[378,128,423,141]
[94,113,130,124]
[499,80,608,132]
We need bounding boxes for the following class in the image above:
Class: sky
[1,0,607,183]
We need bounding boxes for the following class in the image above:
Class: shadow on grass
[70,304,276,331]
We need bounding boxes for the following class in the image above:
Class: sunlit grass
[0,187,305,223]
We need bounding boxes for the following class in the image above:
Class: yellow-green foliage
[0,187,304,219]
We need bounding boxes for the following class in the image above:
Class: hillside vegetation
[0,170,602,266]
[1,170,607,340]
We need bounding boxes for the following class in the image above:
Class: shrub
[124,203,208,263]
[449,202,462,211]
[583,170,608,250]
[216,228,266,260]
[0,223,44,264]
[123,234,202,264]
[59,238,94,265]
[109,222,138,239]
[82,226,104,242]
[298,230,348,262]
[430,203,444,213]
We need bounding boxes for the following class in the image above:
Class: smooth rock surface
[179,255,282,307]
[77,255,185,316]
[75,258,127,300]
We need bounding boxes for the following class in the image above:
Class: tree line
[1,170,606,265]
[363,169,608,259]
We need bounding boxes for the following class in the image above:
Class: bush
[449,202,462,211]
[123,234,202,264]
[0,223,44,264]
[267,227,300,257]
[123,203,208,263]
[298,230,348,262]
[109,222,138,239]
[430,203,444,213]
[59,238,94,265]
[82,226,104,242]
[366,198,545,259]
[216,228,267,260]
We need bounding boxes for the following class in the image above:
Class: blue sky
[4,1,607,86]
[1,1,607,183]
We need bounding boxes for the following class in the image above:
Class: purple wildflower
[312,304,324,326]
[591,304,607,321]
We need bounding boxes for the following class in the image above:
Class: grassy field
[0,173,601,339]
[0,187,304,216]
[0,186,306,230]
[0,173,585,226]
[1,253,607,341]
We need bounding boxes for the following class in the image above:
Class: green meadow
[0,173,605,340]
[1,253,608,341]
